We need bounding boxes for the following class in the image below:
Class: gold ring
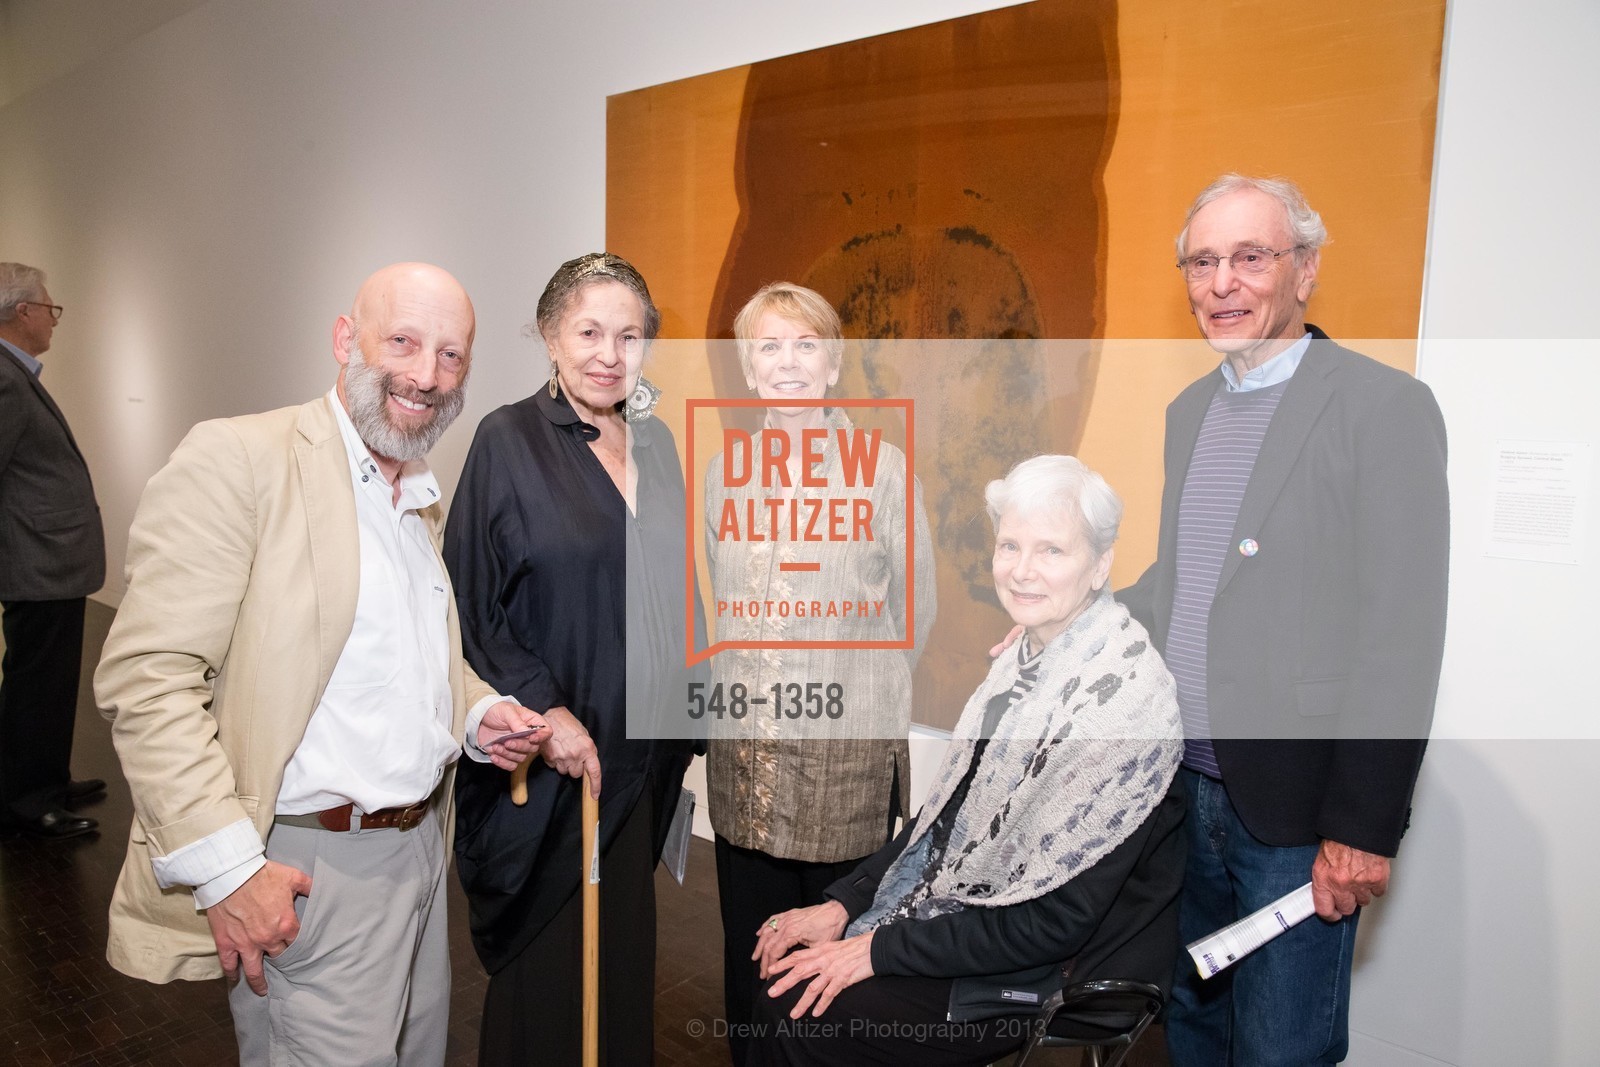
[767,918,779,931]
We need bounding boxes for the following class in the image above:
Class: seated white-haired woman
[746,455,1185,1067]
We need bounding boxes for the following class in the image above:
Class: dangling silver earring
[624,375,662,423]
[548,360,560,400]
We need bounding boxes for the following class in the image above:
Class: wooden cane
[581,771,600,1067]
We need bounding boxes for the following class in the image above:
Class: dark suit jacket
[0,345,105,601]
[1120,327,1448,857]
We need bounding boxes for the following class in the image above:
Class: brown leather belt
[276,798,431,833]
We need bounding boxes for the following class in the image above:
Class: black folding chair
[1008,978,1164,1067]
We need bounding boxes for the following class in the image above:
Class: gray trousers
[229,813,450,1067]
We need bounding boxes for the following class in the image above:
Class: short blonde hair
[732,282,844,379]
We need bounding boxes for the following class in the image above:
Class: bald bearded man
[98,264,551,1066]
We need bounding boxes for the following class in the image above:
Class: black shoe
[66,778,108,804]
[5,809,99,840]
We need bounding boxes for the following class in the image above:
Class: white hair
[0,262,46,323]
[1175,173,1328,260]
[984,454,1122,556]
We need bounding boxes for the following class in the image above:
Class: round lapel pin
[1238,538,1260,557]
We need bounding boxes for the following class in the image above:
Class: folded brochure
[1187,882,1316,978]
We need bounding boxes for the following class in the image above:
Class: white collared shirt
[152,391,502,908]
[273,391,461,813]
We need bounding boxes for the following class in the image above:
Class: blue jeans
[1166,769,1358,1066]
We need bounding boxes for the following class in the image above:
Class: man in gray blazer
[1120,177,1448,1065]
[0,262,107,839]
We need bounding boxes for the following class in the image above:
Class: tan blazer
[96,395,495,983]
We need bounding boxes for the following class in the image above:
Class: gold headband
[573,254,621,281]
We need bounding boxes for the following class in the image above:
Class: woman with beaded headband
[444,252,703,1064]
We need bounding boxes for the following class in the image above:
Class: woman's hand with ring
[752,900,848,979]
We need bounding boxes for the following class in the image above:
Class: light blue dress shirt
[0,336,42,377]
[1218,331,1311,393]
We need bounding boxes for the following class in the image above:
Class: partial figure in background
[445,252,703,1066]
[703,282,936,1065]
[0,262,106,840]
[745,455,1184,1066]
[1118,174,1450,1065]
[98,263,545,1067]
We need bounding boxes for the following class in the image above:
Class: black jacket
[827,777,1186,1021]
[445,391,701,972]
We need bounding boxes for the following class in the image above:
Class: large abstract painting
[609,0,1446,728]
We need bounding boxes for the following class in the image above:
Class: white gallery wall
[0,0,1024,606]
[1342,0,1600,1060]
[2,0,1596,1064]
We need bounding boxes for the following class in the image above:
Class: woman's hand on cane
[539,706,603,798]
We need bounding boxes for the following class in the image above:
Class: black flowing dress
[444,388,701,1064]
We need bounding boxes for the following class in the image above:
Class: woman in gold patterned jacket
[703,282,935,1065]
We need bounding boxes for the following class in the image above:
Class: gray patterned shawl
[848,593,1181,933]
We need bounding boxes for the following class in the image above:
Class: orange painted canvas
[609,0,1446,728]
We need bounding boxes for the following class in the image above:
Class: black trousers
[746,971,1031,1067]
[479,789,656,1067]
[0,597,85,820]
[714,838,868,1067]
[715,772,900,1067]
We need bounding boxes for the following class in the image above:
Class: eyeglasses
[21,301,64,323]
[1177,246,1303,282]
